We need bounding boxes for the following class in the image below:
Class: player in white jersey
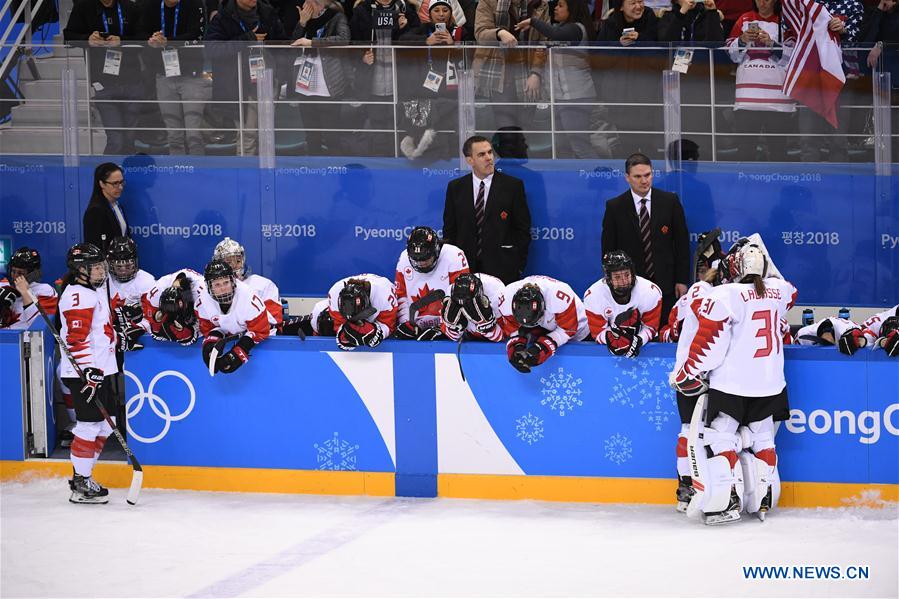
[584,251,662,358]
[794,317,869,355]
[142,268,206,345]
[105,237,154,352]
[861,305,898,357]
[0,247,57,330]
[501,275,589,373]
[57,244,119,504]
[327,274,397,350]
[441,273,505,342]
[394,226,470,340]
[199,260,271,375]
[212,237,283,330]
[673,241,797,525]
[658,229,727,513]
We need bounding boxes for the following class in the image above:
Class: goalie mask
[107,236,139,283]
[407,226,441,273]
[8,246,42,284]
[731,243,767,283]
[66,243,108,289]
[160,282,196,325]
[512,283,545,328]
[602,250,636,302]
[338,280,374,322]
[204,260,236,305]
[213,237,248,280]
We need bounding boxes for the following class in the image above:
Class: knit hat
[428,0,452,13]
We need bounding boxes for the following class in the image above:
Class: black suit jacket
[601,187,690,297]
[443,171,532,285]
[83,198,128,253]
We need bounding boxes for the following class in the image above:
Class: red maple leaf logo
[411,284,443,317]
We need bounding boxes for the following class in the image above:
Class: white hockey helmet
[735,243,768,281]
[212,237,248,280]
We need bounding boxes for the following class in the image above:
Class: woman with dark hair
[597,0,659,42]
[658,0,725,41]
[83,162,129,253]
[516,0,598,158]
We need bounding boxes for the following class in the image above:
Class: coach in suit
[601,153,690,323]
[443,136,532,284]
[83,162,129,253]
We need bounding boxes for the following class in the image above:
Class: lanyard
[160,1,180,38]
[101,2,124,35]
[237,18,259,33]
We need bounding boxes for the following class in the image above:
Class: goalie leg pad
[701,451,744,517]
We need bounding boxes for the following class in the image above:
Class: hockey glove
[116,323,145,352]
[280,315,307,339]
[80,367,104,404]
[614,307,641,336]
[462,293,495,325]
[507,336,531,373]
[659,321,681,343]
[441,297,467,331]
[337,322,375,350]
[838,328,867,356]
[670,368,708,397]
[350,321,384,348]
[202,328,228,365]
[217,336,254,374]
[161,316,198,346]
[878,317,899,357]
[0,286,17,311]
[606,328,643,358]
[394,322,420,340]
[524,335,557,368]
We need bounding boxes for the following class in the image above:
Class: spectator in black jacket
[658,0,724,41]
[83,163,129,253]
[63,0,144,155]
[205,0,287,155]
[350,0,420,156]
[142,0,212,155]
[597,0,659,42]
[862,0,898,69]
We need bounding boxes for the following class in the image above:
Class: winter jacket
[530,19,596,100]
[63,0,144,87]
[291,8,352,97]
[597,7,659,41]
[658,5,724,42]
[141,0,208,77]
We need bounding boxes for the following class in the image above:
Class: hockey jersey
[0,280,57,330]
[679,277,797,397]
[395,243,469,329]
[310,299,330,335]
[726,14,796,113]
[795,317,860,346]
[58,283,118,378]
[141,269,207,334]
[442,273,506,342]
[109,270,155,333]
[327,273,398,338]
[862,305,899,345]
[500,275,590,348]
[244,273,282,328]
[196,278,271,343]
[583,275,663,346]
[665,280,714,370]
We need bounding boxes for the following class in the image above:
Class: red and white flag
[781,0,846,128]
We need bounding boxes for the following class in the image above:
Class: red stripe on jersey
[330,309,347,330]
[682,315,726,376]
[554,302,579,339]
[264,298,283,326]
[394,271,407,300]
[246,311,271,342]
[199,317,215,337]
[500,315,520,337]
[642,299,662,336]
[64,307,94,350]
[70,436,97,458]
[377,305,398,334]
[676,436,688,458]
[142,294,162,333]
[448,267,470,285]
[586,310,607,341]
[38,294,58,315]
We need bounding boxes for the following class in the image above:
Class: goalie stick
[685,392,708,519]
[28,289,144,505]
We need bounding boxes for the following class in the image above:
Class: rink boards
[1,329,897,508]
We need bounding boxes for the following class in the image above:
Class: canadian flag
[781,0,846,128]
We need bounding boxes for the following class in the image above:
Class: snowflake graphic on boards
[604,433,633,465]
[540,367,584,416]
[515,412,544,445]
[608,357,677,430]
[314,432,360,471]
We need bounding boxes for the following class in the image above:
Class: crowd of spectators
[60,0,896,160]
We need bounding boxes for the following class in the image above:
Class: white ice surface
[1,478,896,598]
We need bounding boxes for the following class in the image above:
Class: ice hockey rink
[1,478,896,598]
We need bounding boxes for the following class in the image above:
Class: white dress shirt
[631,189,652,217]
[110,201,127,237]
[472,172,494,208]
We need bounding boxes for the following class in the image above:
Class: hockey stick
[685,392,708,519]
[455,334,466,381]
[28,289,144,505]
[207,334,240,377]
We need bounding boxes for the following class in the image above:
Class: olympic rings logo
[124,370,196,443]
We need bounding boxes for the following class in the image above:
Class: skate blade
[69,494,109,505]
[703,510,741,526]
[755,509,768,522]
[676,500,689,513]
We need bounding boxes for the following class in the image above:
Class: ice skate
[69,474,109,504]
[703,486,741,526]
[676,476,694,514]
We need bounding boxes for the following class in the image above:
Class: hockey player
[672,240,797,525]
[662,229,726,513]
[862,305,899,357]
[141,268,206,345]
[794,316,868,355]
[199,260,270,374]
[394,226,470,340]
[106,237,155,351]
[0,247,57,330]
[500,275,589,373]
[212,237,283,330]
[58,244,118,504]
[584,251,662,358]
[441,272,505,342]
[327,274,398,351]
